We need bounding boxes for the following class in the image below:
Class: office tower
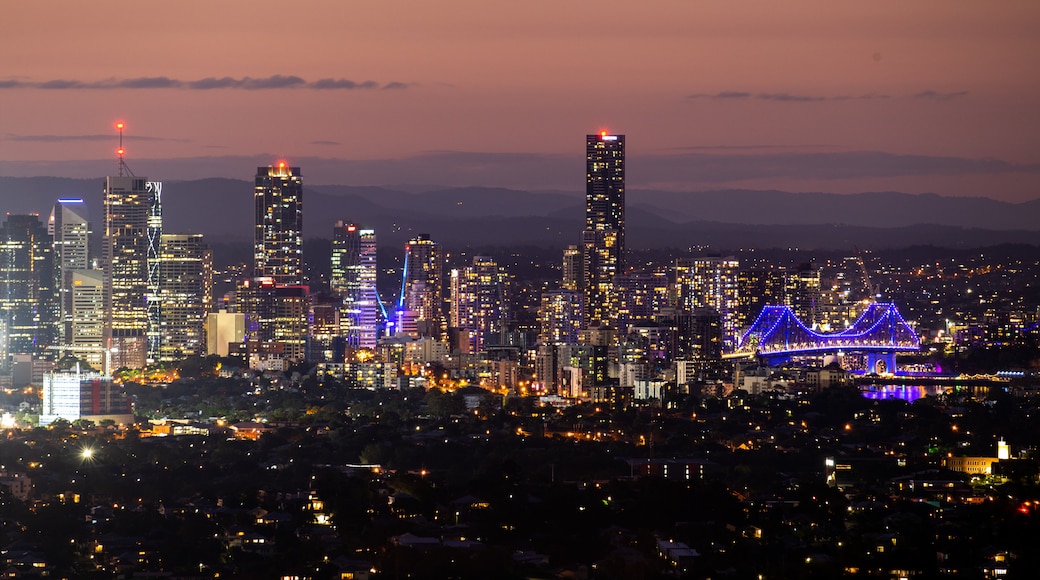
[157,234,212,361]
[737,267,785,331]
[655,307,722,377]
[675,257,740,351]
[331,222,381,349]
[39,366,133,427]
[583,132,625,326]
[254,163,303,285]
[538,289,584,345]
[236,278,310,364]
[403,234,444,338]
[785,263,822,327]
[449,255,509,353]
[562,244,582,291]
[0,215,54,362]
[102,176,161,369]
[50,199,90,345]
[68,270,105,370]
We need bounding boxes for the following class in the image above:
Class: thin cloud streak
[687,91,925,102]
[0,75,409,90]
[913,90,970,101]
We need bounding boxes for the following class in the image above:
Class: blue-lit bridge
[735,302,920,373]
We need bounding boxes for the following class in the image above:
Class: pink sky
[2,1,1039,200]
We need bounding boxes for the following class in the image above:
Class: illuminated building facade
[675,257,740,351]
[737,268,785,331]
[583,132,625,326]
[50,199,90,346]
[39,366,133,427]
[403,233,444,338]
[0,214,54,363]
[102,176,161,369]
[450,255,509,353]
[68,270,105,370]
[205,310,246,358]
[254,164,303,285]
[157,234,212,361]
[331,222,381,349]
[616,270,670,335]
[538,290,584,345]
[562,244,582,291]
[785,264,822,328]
[236,278,311,365]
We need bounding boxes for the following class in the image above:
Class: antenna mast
[115,121,134,177]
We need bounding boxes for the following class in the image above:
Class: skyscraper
[675,257,740,351]
[157,234,212,361]
[102,176,161,369]
[50,199,90,346]
[403,233,444,338]
[583,132,625,326]
[449,255,509,353]
[0,214,54,363]
[331,222,381,349]
[254,163,303,285]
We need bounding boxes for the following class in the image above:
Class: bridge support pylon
[867,352,897,375]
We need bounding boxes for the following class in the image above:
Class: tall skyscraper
[0,214,54,363]
[157,234,212,361]
[331,222,381,349]
[102,176,161,369]
[449,255,509,353]
[254,163,303,285]
[403,234,444,338]
[583,132,625,326]
[50,199,90,346]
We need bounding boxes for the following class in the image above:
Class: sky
[2,1,1039,201]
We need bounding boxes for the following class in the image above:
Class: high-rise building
[583,132,625,326]
[68,270,105,370]
[157,234,212,361]
[538,290,584,345]
[562,244,583,291]
[785,263,822,328]
[675,257,740,351]
[331,222,381,349]
[403,234,444,338]
[236,278,310,364]
[50,199,90,346]
[0,214,54,363]
[615,270,670,335]
[254,163,303,285]
[449,255,509,353]
[102,176,161,369]
[737,267,785,332]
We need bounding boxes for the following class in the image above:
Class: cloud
[311,78,379,89]
[913,90,969,101]
[0,75,408,91]
[115,76,183,89]
[687,91,928,103]
[310,140,342,146]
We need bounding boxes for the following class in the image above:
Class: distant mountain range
[1,176,1038,251]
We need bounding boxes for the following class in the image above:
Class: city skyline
[1,2,1039,201]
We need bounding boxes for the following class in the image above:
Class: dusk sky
[2,1,1039,201]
